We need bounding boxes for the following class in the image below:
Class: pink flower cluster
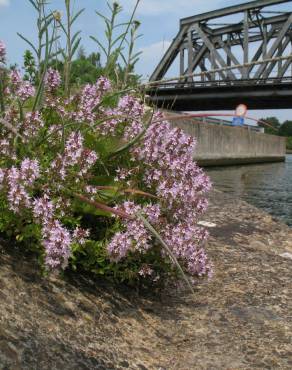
[99,95,144,139]
[0,58,212,281]
[0,40,6,64]
[33,195,89,270]
[134,114,211,220]
[51,131,98,181]
[107,201,161,261]
[42,220,72,270]
[33,195,71,270]
[10,70,22,87]
[10,70,35,102]
[21,111,44,140]
[72,77,111,123]
[0,139,11,157]
[138,265,154,277]
[0,159,40,212]
[44,68,61,92]
[33,195,55,225]
[96,76,111,92]
[107,102,212,278]
[73,227,90,245]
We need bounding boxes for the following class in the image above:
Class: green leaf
[41,36,60,49]
[111,32,128,48]
[59,48,67,60]
[132,51,143,60]
[131,57,140,66]
[71,38,82,57]
[71,30,81,47]
[89,36,107,57]
[120,52,127,66]
[49,49,63,59]
[58,21,68,37]
[115,21,131,28]
[17,99,24,122]
[95,10,109,23]
[70,8,85,26]
[28,0,38,11]
[39,17,53,38]
[17,33,38,56]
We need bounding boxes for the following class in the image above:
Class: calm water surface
[206,155,292,226]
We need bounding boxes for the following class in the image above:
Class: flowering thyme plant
[0,42,212,287]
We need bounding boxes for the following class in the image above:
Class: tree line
[259,117,292,150]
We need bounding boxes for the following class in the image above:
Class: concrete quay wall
[170,117,286,166]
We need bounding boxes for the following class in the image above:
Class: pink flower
[71,77,111,124]
[4,159,40,213]
[99,95,144,138]
[42,220,72,270]
[7,167,31,212]
[20,158,40,186]
[96,76,111,92]
[50,132,98,181]
[0,168,6,186]
[107,202,160,261]
[138,265,153,277]
[21,111,44,140]
[108,112,212,279]
[0,139,11,156]
[9,70,35,101]
[73,227,90,245]
[16,81,35,101]
[45,68,61,92]
[0,40,6,64]
[10,69,22,88]
[33,195,55,226]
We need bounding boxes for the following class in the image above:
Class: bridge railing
[199,117,264,133]
[149,76,292,90]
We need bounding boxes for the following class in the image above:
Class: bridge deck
[147,77,292,110]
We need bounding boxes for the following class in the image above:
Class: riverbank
[0,190,291,369]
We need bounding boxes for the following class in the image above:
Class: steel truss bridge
[148,0,292,111]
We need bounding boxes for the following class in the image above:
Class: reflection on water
[206,155,292,226]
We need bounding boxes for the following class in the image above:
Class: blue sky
[1,0,292,122]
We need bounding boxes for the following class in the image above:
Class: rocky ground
[0,190,291,370]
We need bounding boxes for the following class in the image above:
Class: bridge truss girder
[150,0,292,83]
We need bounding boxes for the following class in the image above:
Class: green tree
[286,137,292,150]
[279,120,292,137]
[77,46,86,60]
[88,52,101,68]
[70,58,102,85]
[23,50,37,83]
[259,116,280,135]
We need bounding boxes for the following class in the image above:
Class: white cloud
[137,40,172,78]
[0,0,10,6]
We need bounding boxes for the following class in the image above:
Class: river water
[206,155,292,227]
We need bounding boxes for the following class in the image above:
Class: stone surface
[0,190,291,369]
[169,114,286,166]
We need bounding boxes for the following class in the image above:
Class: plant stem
[72,192,131,219]
[137,212,195,295]
[117,0,141,55]
[33,18,57,111]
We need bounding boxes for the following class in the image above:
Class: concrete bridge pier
[169,115,286,166]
